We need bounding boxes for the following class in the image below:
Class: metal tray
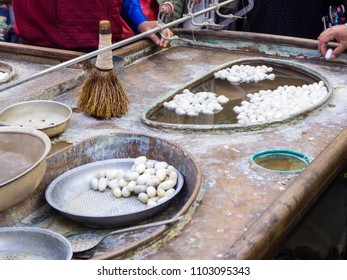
[0,227,72,260]
[45,158,184,228]
[0,100,72,137]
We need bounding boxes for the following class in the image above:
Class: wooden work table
[1,30,346,259]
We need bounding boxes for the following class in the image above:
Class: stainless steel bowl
[0,100,72,137]
[0,227,72,260]
[0,126,51,211]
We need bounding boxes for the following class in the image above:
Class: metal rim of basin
[250,149,312,174]
[141,57,333,132]
[43,132,203,259]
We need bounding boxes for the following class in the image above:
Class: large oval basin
[142,57,332,131]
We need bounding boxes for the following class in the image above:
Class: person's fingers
[161,38,169,47]
[318,41,328,56]
[318,25,347,58]
[149,33,171,47]
[147,33,161,46]
[138,22,173,47]
[162,28,173,38]
[332,41,347,57]
[161,28,173,47]
[318,32,336,55]
[151,28,172,47]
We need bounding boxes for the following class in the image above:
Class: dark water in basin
[147,65,319,125]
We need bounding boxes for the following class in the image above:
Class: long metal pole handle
[0,0,237,92]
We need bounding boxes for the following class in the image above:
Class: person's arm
[121,0,173,47]
[121,0,147,33]
[318,24,347,59]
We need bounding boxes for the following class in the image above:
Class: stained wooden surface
[224,128,347,259]
[1,30,347,259]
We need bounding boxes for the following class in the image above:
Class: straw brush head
[78,20,129,118]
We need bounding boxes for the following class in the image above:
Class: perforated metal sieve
[45,158,184,228]
[0,227,72,260]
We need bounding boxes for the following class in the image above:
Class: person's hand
[318,24,347,59]
[138,21,173,48]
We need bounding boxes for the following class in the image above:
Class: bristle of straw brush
[78,20,129,118]
[78,68,129,118]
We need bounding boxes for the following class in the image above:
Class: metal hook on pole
[213,0,254,30]
[214,0,244,20]
[157,2,180,41]
[187,0,222,27]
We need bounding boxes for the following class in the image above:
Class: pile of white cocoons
[163,89,229,116]
[214,64,275,85]
[233,81,328,125]
[89,156,178,207]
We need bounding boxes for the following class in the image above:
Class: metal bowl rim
[0,100,72,129]
[0,226,73,260]
[0,126,51,187]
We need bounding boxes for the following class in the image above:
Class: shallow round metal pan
[0,227,72,260]
[0,100,72,137]
[45,158,184,228]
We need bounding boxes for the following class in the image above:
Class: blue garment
[0,5,10,25]
[0,4,10,41]
[122,0,148,33]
